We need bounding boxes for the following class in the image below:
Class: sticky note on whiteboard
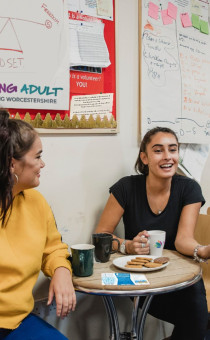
[161,9,173,25]
[180,13,192,27]
[148,2,159,20]
[191,13,200,29]
[200,20,209,34]
[167,2,177,20]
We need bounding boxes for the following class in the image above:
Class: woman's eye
[170,149,177,152]
[154,149,162,153]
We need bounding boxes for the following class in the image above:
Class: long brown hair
[0,109,37,226]
[135,127,179,175]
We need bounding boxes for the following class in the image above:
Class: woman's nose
[163,151,171,160]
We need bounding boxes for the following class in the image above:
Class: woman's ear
[140,152,148,165]
[10,158,17,174]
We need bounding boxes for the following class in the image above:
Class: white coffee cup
[148,230,166,256]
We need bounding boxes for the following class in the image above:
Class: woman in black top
[95,127,209,340]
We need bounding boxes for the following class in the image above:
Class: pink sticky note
[180,13,192,27]
[168,2,177,20]
[161,9,173,25]
[148,2,159,20]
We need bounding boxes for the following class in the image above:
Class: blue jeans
[0,314,68,340]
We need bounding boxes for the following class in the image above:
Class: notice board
[0,0,116,133]
[140,0,210,143]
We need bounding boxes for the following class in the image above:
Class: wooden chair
[194,210,210,315]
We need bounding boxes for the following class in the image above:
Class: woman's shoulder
[173,174,200,187]
[23,188,47,204]
[173,174,205,205]
[112,174,145,188]
[173,174,203,199]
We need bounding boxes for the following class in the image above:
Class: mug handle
[110,238,120,254]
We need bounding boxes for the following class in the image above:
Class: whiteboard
[140,0,210,143]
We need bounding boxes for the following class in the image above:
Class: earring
[14,174,19,184]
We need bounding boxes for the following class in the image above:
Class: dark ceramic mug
[92,233,120,263]
[71,244,95,277]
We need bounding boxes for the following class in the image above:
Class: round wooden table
[72,250,201,340]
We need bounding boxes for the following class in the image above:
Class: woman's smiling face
[140,132,179,179]
[11,136,45,194]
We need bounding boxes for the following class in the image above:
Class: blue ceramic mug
[71,244,95,277]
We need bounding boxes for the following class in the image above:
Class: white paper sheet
[96,0,113,20]
[67,0,79,11]
[70,93,113,119]
[79,0,113,20]
[68,19,110,67]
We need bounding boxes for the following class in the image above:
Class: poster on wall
[1,0,117,133]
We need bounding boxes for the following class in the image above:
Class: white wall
[33,0,210,339]
[38,0,140,247]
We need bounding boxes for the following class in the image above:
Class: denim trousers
[0,313,68,340]
[139,278,208,340]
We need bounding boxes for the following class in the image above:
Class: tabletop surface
[72,250,201,293]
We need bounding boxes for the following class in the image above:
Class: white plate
[113,255,169,272]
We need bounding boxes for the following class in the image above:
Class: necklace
[146,179,171,216]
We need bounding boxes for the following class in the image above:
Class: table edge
[74,270,202,296]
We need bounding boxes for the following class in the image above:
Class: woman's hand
[126,230,150,255]
[47,267,76,318]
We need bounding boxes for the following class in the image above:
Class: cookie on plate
[135,257,152,262]
[125,264,143,268]
[154,257,169,264]
[144,262,163,268]
[127,261,144,265]
[130,259,149,264]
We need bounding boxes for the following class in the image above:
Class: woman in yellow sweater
[0,109,76,340]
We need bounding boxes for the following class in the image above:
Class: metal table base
[102,295,153,340]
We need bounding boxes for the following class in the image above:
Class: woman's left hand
[47,267,76,318]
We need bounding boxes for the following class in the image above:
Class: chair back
[194,211,210,311]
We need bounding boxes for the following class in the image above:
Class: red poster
[8,1,116,130]
[70,71,104,94]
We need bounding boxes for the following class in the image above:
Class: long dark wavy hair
[0,109,37,226]
[135,127,179,175]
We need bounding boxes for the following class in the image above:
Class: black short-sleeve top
[109,174,205,250]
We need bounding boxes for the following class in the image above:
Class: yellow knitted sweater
[0,189,71,329]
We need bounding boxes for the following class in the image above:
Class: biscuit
[130,259,149,264]
[125,264,143,268]
[135,257,153,262]
[144,262,163,268]
[154,257,169,264]
[127,261,144,265]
